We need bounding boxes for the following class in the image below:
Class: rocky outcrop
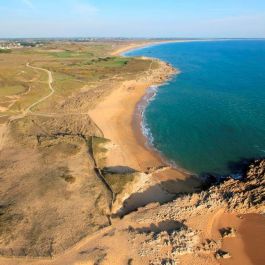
[210,159,265,213]
[125,159,265,265]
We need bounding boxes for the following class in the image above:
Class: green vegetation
[10,82,51,112]
[52,72,84,96]
[104,173,137,195]
[89,57,130,67]
[0,41,157,115]
[51,50,94,59]
[20,42,38,47]
[91,136,111,168]
[0,85,27,96]
[0,49,12,53]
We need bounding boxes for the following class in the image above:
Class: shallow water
[125,40,265,175]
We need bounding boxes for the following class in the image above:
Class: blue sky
[0,0,265,38]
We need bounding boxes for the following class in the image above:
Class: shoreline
[112,38,241,57]
[117,40,196,176]
[90,46,200,195]
[111,40,200,56]
[132,80,192,176]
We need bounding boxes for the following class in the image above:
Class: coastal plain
[0,40,264,265]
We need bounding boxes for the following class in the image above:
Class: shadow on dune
[128,220,187,234]
[114,156,265,218]
[113,176,200,218]
[102,166,137,174]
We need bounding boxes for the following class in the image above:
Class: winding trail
[0,63,54,151]
[25,63,54,113]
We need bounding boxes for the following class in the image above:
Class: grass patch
[0,49,11,53]
[0,85,27,96]
[50,50,94,59]
[9,82,50,112]
[91,136,111,168]
[41,140,81,157]
[53,73,83,97]
[90,57,130,68]
[104,173,137,195]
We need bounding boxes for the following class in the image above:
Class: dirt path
[25,63,54,113]
[0,63,54,151]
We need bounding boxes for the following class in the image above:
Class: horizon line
[1,37,265,41]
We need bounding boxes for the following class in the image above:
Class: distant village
[0,40,44,50]
[0,41,22,50]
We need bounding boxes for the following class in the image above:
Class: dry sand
[210,212,265,265]
[89,60,199,193]
[110,39,223,56]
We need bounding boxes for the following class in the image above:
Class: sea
[125,40,265,176]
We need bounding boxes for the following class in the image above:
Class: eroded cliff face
[122,159,265,265]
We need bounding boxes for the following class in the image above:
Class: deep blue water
[125,40,265,175]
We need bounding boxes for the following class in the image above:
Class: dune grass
[104,173,137,195]
[91,136,111,168]
[0,85,27,97]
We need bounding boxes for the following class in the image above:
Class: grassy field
[0,84,27,96]
[0,41,157,116]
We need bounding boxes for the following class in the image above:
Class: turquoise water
[125,40,265,175]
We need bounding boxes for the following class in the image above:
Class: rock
[200,239,220,252]
[130,160,265,264]
[219,227,236,238]
[215,249,231,259]
[161,258,176,265]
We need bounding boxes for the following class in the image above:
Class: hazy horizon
[0,0,265,38]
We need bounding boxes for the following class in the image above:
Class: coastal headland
[0,39,264,265]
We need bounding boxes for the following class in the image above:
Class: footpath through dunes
[0,62,55,151]
[25,63,54,113]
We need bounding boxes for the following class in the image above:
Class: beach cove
[125,40,265,176]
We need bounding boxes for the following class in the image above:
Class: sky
[0,0,265,38]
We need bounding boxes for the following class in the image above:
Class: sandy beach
[111,39,229,57]
[211,212,265,265]
[90,49,200,195]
